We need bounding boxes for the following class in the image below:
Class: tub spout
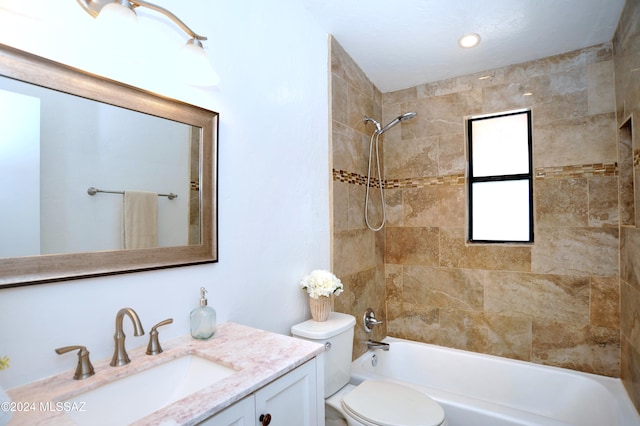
[367,340,390,351]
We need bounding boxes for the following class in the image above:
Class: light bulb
[458,33,481,48]
[93,1,140,79]
[180,39,220,87]
[95,1,139,47]
[96,1,138,27]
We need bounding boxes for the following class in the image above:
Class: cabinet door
[254,359,318,426]
[199,396,255,426]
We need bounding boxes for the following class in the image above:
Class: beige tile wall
[381,43,620,377]
[614,0,640,412]
[331,38,387,357]
[331,11,636,389]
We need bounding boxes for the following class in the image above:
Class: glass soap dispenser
[190,287,217,340]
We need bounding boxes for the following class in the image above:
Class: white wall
[0,0,330,389]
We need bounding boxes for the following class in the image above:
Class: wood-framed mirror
[0,43,218,287]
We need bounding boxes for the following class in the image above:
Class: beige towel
[122,190,158,249]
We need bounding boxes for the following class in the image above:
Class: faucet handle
[55,345,95,380]
[146,318,173,355]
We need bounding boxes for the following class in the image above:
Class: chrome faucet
[110,307,145,367]
[366,340,390,351]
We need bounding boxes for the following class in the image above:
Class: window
[467,110,533,243]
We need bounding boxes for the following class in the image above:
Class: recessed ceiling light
[458,33,481,48]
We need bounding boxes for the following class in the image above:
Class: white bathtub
[350,337,640,426]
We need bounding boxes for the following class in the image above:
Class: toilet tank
[291,312,356,397]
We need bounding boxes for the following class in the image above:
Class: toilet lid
[342,380,445,426]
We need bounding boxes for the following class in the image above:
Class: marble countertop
[7,322,324,426]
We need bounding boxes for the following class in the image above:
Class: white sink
[62,355,235,425]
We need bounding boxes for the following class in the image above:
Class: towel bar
[87,187,177,200]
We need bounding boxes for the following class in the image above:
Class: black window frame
[467,109,534,244]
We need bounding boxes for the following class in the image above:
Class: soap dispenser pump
[190,287,217,340]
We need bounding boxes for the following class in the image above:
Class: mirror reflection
[0,43,217,287]
[0,76,201,257]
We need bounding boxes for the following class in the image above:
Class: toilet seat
[341,380,445,426]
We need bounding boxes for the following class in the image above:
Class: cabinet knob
[259,413,272,425]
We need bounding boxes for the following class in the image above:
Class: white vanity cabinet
[200,397,254,426]
[200,357,323,426]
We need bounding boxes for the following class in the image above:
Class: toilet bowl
[291,312,447,426]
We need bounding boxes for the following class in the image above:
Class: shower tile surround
[615,0,640,412]
[331,9,640,395]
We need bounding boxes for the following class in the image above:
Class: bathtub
[350,337,640,426]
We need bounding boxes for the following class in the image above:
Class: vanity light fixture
[77,0,220,86]
[458,33,481,48]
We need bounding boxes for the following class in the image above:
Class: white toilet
[291,312,447,426]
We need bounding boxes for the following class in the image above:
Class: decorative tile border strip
[386,174,466,188]
[335,162,619,189]
[333,169,379,187]
[332,169,464,189]
[534,162,618,179]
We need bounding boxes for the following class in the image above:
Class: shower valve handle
[364,308,384,333]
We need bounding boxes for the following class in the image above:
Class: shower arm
[363,116,382,133]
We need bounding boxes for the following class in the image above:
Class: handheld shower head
[399,111,417,121]
[379,111,417,134]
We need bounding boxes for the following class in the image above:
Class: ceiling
[301,0,626,93]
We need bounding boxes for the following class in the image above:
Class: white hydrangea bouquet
[300,270,343,321]
[300,269,343,299]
